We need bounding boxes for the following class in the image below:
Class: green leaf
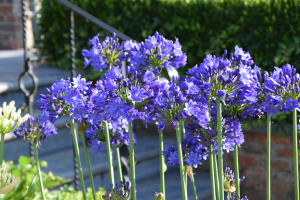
[27,174,38,200]
[18,156,33,166]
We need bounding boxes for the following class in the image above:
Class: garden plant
[1,31,300,200]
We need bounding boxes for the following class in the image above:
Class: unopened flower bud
[154,191,164,200]
[163,163,167,172]
[186,166,193,181]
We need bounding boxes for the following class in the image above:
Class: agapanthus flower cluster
[0,101,29,134]
[82,33,124,72]
[186,114,244,154]
[124,31,187,76]
[37,75,92,124]
[163,134,208,168]
[257,64,300,115]
[186,46,260,118]
[0,163,20,194]
[81,66,158,153]
[12,113,57,143]
[145,79,210,130]
[102,181,130,200]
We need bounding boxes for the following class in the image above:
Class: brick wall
[224,131,297,200]
[0,0,33,50]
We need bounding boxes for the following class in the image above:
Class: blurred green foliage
[0,156,70,200]
[38,0,300,75]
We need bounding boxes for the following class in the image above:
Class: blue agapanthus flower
[163,134,208,168]
[13,115,57,142]
[82,33,124,72]
[124,31,187,75]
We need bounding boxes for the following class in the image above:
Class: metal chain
[69,10,80,191]
[19,0,38,160]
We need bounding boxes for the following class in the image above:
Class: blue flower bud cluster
[13,112,57,142]
[102,181,130,200]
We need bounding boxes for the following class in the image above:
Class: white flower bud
[22,114,29,123]
[11,175,15,181]
[2,102,7,111]
[2,174,7,183]
[2,164,7,173]
[7,101,15,113]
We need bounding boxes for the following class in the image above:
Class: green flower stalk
[187,166,198,200]
[128,121,136,200]
[217,99,224,200]
[78,123,96,200]
[266,114,271,200]
[33,142,45,200]
[69,118,87,200]
[115,145,123,186]
[176,122,187,200]
[158,130,165,199]
[233,146,240,200]
[209,145,216,200]
[0,101,29,166]
[213,153,220,200]
[293,109,299,200]
[104,122,115,186]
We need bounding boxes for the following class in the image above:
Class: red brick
[272,184,289,194]
[7,15,14,22]
[258,133,267,143]
[0,16,3,22]
[275,149,294,158]
[242,143,266,154]
[244,132,256,141]
[271,160,290,170]
[239,155,257,166]
[242,169,266,178]
[259,182,266,191]
[0,6,12,13]
[272,135,289,145]
[244,179,255,190]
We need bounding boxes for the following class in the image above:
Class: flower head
[0,101,29,134]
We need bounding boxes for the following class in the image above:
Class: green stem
[181,121,188,195]
[190,168,198,200]
[293,109,299,200]
[176,122,187,200]
[104,122,115,186]
[209,145,216,200]
[115,145,123,185]
[128,121,136,200]
[69,118,87,200]
[213,152,220,200]
[266,114,271,200]
[233,145,240,200]
[33,143,45,200]
[158,130,165,198]
[216,98,224,200]
[0,133,4,166]
[80,133,96,200]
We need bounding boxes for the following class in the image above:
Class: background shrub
[38,0,300,76]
